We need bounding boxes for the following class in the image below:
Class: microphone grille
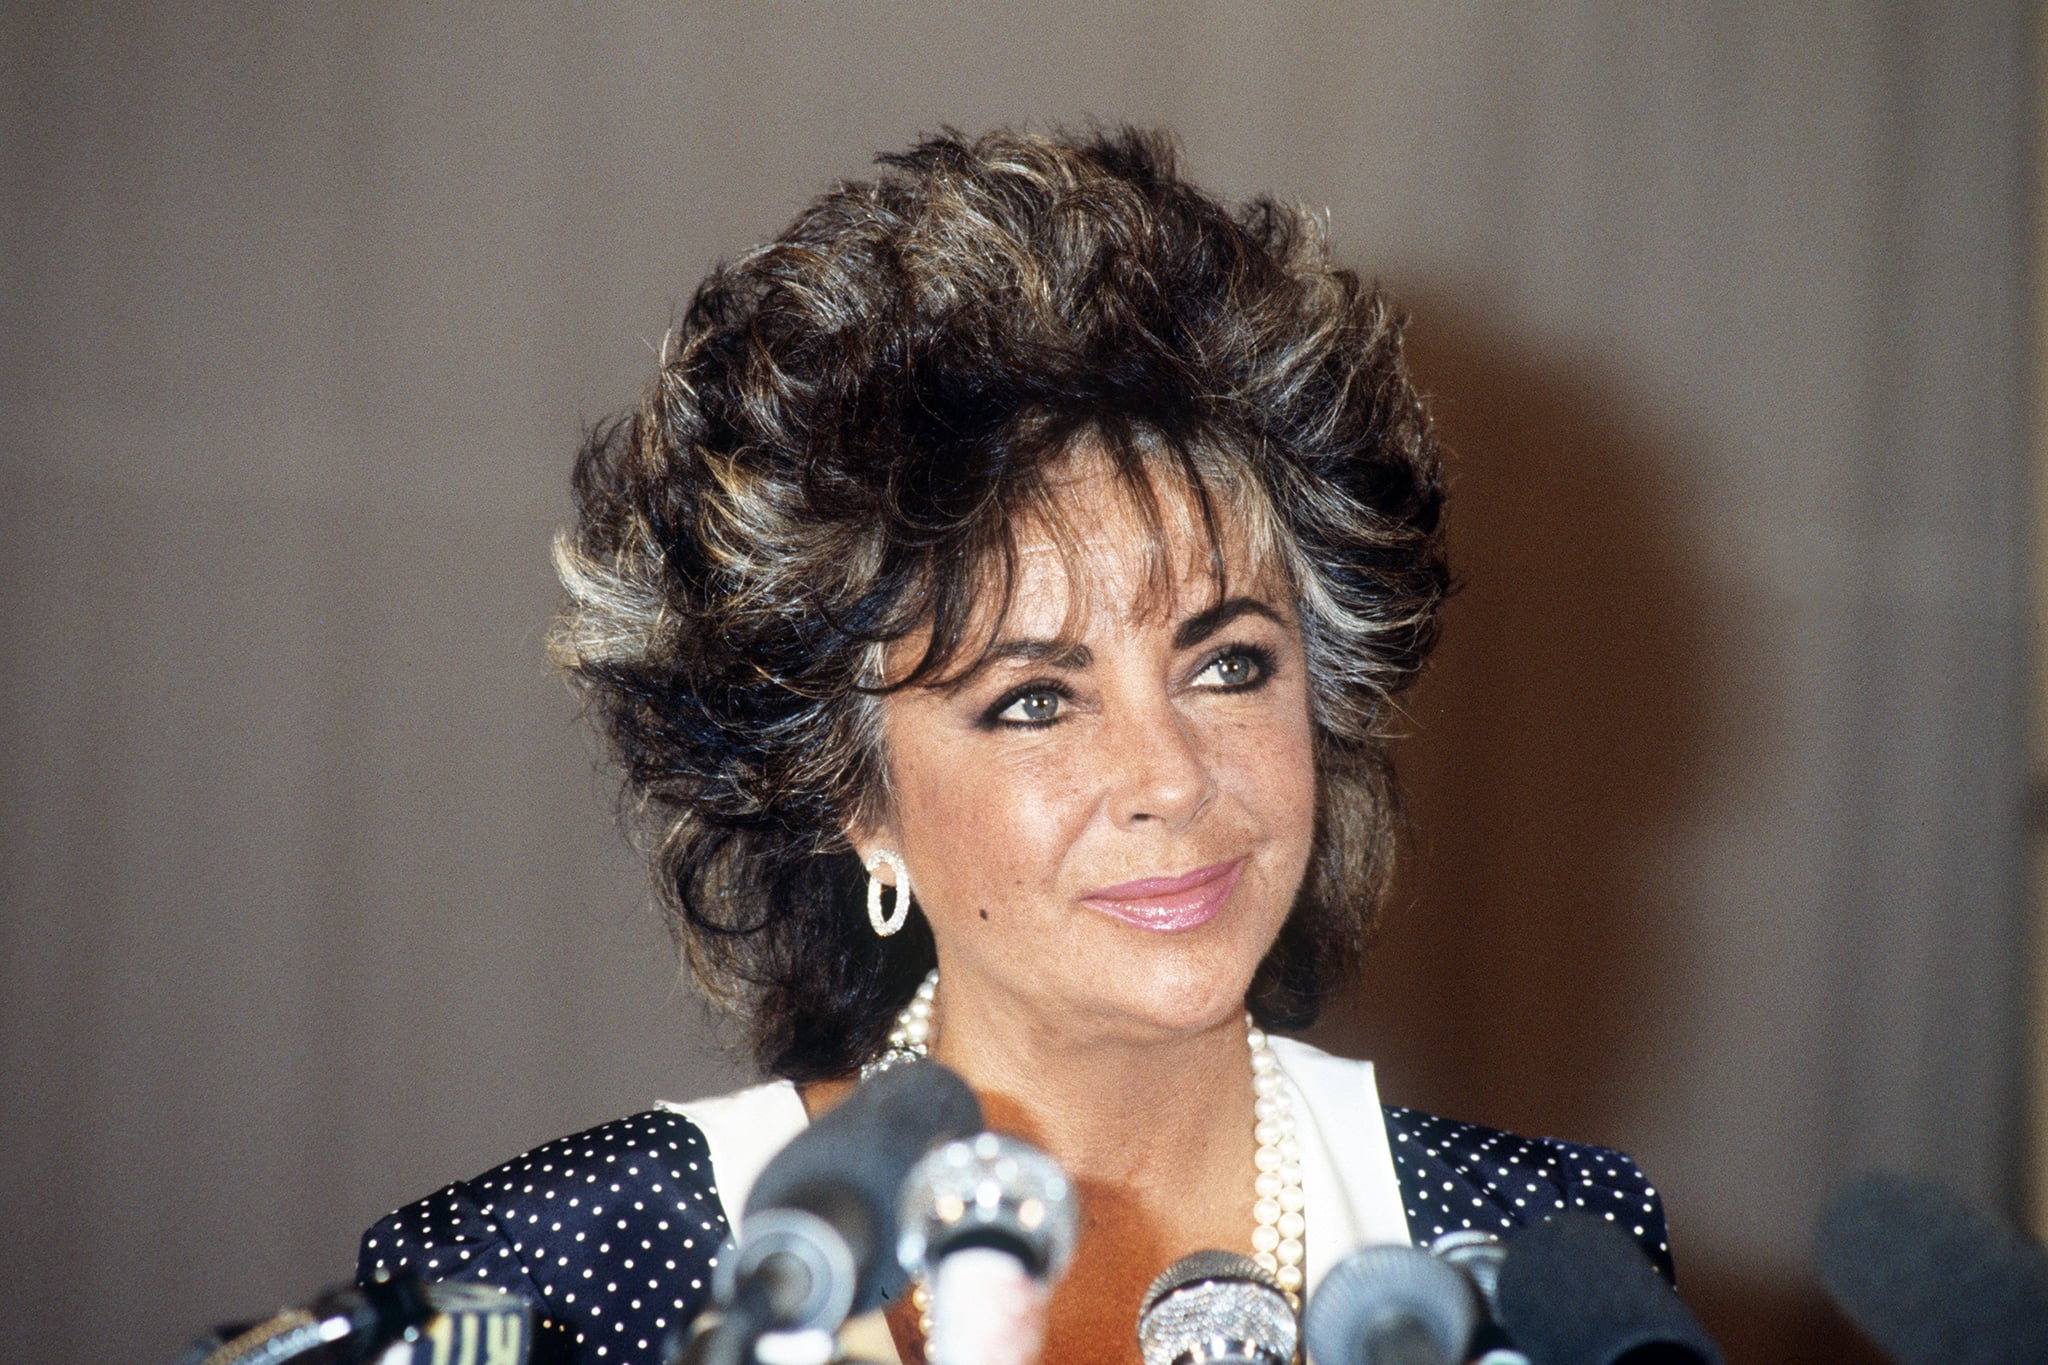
[1428,1229,1506,1313]
[1304,1244,1477,1365]
[1142,1250,1280,1312]
[898,1132,1079,1281]
[1138,1251,1297,1365]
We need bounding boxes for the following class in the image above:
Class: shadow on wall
[1335,296,1720,1141]
[1308,298,1885,1365]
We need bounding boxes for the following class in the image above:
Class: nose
[1104,697,1215,830]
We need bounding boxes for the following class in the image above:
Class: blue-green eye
[1194,646,1273,690]
[989,686,1065,727]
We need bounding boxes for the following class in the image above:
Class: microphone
[1136,1250,1299,1365]
[680,1060,982,1365]
[1426,1230,1526,1364]
[1302,1244,1479,1365]
[173,1276,530,1365]
[1493,1212,1721,1365]
[897,1131,1079,1365]
[1816,1171,2048,1365]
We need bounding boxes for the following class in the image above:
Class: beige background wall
[1,6,2033,1362]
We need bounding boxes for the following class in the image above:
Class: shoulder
[359,1109,728,1365]
[1382,1103,1675,1283]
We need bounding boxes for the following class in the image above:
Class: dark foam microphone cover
[1494,1212,1721,1365]
[743,1059,983,1315]
[1816,1171,2048,1365]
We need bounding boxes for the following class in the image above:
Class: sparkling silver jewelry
[864,849,913,937]
[867,968,1306,1304]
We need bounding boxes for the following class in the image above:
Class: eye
[1193,645,1273,691]
[987,685,1067,727]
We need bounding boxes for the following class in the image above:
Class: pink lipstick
[1080,859,1243,932]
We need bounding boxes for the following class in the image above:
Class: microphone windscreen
[1816,1171,2048,1365]
[1137,1250,1298,1365]
[1494,1213,1721,1365]
[1304,1244,1477,1365]
[744,1060,983,1314]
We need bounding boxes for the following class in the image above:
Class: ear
[841,814,904,883]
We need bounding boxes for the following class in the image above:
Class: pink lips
[1080,859,1244,933]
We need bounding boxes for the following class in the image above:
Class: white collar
[1265,1034,1412,1302]
[659,1078,809,1233]
[659,1037,1411,1312]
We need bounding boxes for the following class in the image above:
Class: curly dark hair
[549,126,1448,1081]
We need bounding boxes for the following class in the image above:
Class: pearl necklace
[867,969,1307,1302]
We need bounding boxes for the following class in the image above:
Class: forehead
[891,442,1291,686]
[1008,452,1260,623]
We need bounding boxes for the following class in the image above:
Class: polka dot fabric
[1384,1103,1675,1283]
[357,1111,725,1365]
[359,1103,1673,1364]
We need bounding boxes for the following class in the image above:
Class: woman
[360,127,1669,1364]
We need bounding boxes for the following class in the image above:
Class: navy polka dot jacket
[358,1105,1670,1364]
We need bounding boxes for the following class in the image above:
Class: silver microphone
[1302,1244,1478,1365]
[1427,1231,1504,1312]
[685,1062,983,1365]
[897,1132,1078,1365]
[1137,1250,1298,1365]
[1427,1231,1527,1365]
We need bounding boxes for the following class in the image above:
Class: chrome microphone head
[897,1131,1079,1281]
[1429,1228,1507,1312]
[1304,1244,1479,1365]
[1137,1250,1299,1365]
[898,1133,1079,1365]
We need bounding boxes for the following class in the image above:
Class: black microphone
[1493,1212,1721,1365]
[1816,1171,2048,1365]
[897,1131,1079,1365]
[1136,1250,1299,1365]
[173,1275,530,1365]
[1303,1244,1479,1365]
[679,1060,982,1365]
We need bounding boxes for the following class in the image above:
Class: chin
[1093,951,1265,1040]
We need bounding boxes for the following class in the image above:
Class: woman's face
[861,453,1319,1047]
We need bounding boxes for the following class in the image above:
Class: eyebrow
[937,638,1094,691]
[978,639,1094,671]
[1173,596,1287,649]
[941,596,1286,691]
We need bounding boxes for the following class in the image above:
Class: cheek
[890,738,1092,917]
[1212,699,1327,900]
[1219,693,1320,862]
[1277,716,1320,825]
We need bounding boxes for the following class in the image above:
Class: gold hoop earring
[865,848,912,937]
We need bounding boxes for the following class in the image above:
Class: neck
[929,980,1258,1191]
[821,967,1304,1358]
